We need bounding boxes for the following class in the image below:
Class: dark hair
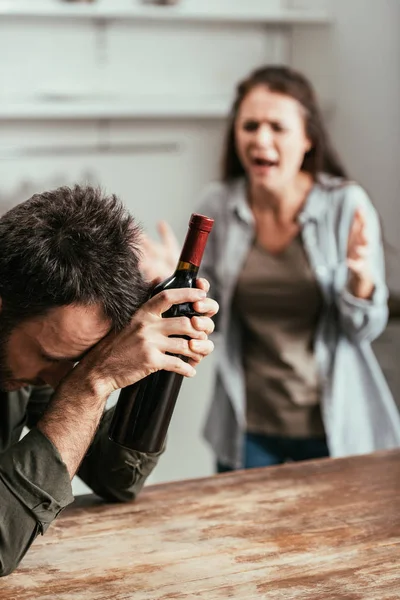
[222,65,348,182]
[0,185,149,330]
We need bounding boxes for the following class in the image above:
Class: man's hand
[347,208,375,299]
[39,279,218,479]
[75,279,218,396]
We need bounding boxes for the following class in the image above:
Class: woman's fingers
[157,220,180,258]
[348,208,369,256]
[139,221,179,283]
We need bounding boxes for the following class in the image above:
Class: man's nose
[40,362,75,389]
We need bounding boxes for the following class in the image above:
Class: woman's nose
[254,124,273,147]
[40,362,75,389]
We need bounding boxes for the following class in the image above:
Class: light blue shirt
[198,175,400,468]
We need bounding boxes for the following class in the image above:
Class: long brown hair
[222,65,348,182]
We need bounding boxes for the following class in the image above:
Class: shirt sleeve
[0,428,74,577]
[26,386,162,502]
[333,184,388,343]
[77,406,163,503]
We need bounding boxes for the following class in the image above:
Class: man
[0,185,217,576]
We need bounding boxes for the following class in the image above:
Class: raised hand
[140,220,180,284]
[347,208,374,299]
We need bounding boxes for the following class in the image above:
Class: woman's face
[234,85,312,192]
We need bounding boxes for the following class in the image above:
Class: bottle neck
[178,227,209,268]
[175,260,199,274]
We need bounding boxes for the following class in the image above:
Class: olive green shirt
[0,386,161,577]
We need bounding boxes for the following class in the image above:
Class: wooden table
[3,451,400,599]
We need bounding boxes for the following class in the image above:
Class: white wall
[330,0,400,291]
[291,0,400,289]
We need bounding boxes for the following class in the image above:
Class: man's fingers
[146,288,207,316]
[189,338,214,356]
[162,354,196,377]
[192,297,219,319]
[160,315,214,339]
[191,315,215,335]
[162,316,208,339]
[195,277,210,293]
[163,337,214,361]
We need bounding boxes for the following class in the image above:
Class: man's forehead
[33,303,112,357]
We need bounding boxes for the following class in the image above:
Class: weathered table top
[3,450,400,599]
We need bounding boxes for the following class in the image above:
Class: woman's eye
[271,123,284,133]
[243,121,259,132]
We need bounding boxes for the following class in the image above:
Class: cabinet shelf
[0,95,335,121]
[0,96,234,120]
[0,1,332,25]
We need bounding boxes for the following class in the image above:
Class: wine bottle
[109,213,214,453]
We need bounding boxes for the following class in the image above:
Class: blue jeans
[217,432,329,473]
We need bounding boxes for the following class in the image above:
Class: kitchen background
[1,0,399,492]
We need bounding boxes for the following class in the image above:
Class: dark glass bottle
[109,213,214,453]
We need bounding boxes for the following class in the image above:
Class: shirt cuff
[0,428,74,533]
[336,261,387,307]
[342,279,387,308]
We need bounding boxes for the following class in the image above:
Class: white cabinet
[0,0,332,121]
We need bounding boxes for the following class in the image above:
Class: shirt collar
[298,182,326,225]
[299,173,343,225]
[229,178,254,226]
[228,174,341,226]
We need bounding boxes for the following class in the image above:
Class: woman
[141,65,400,471]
